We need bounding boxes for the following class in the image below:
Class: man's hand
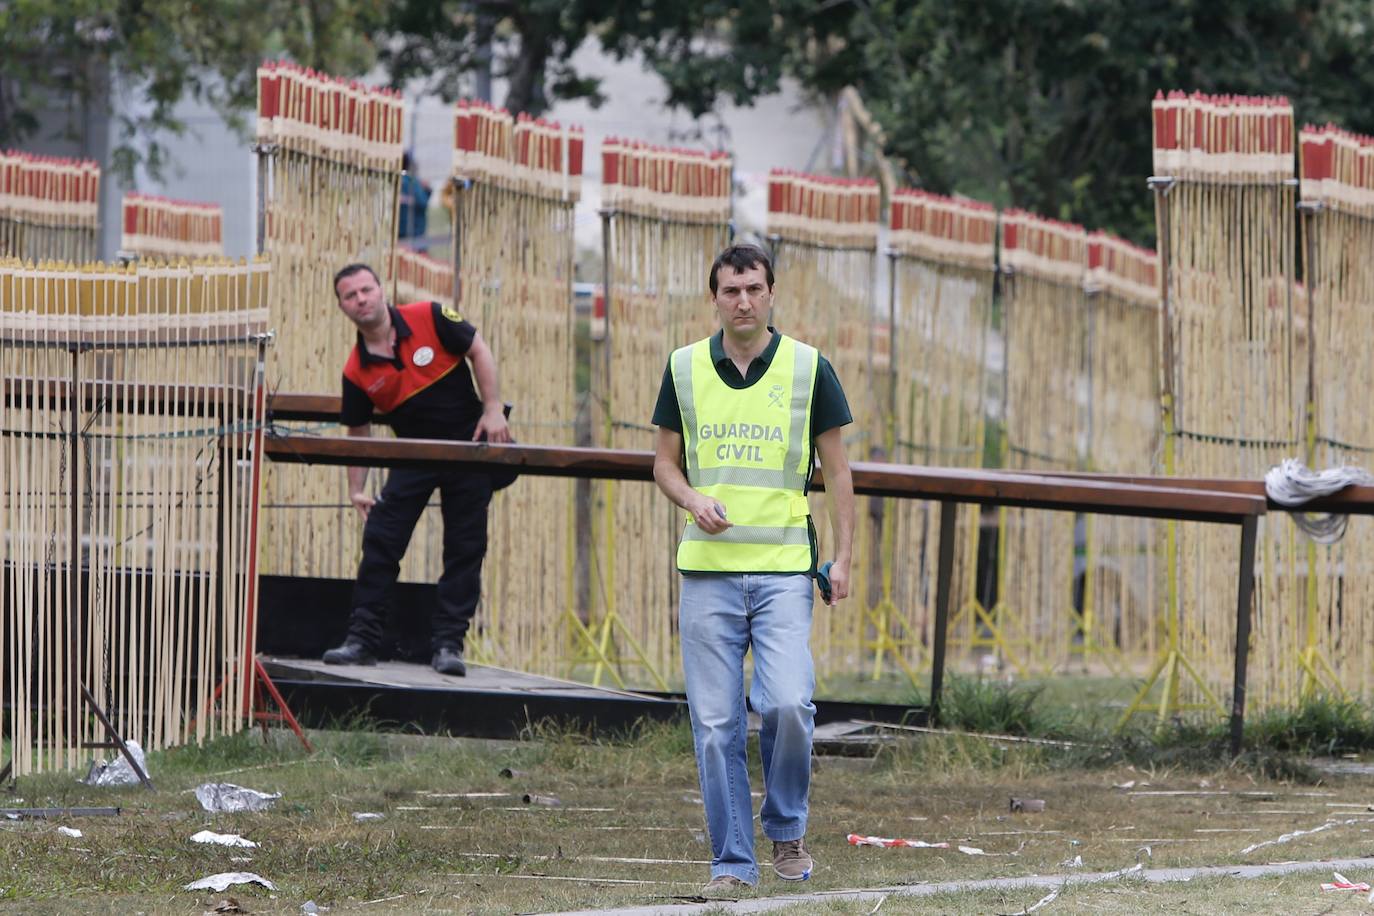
[685,494,732,534]
[826,558,851,605]
[350,490,376,521]
[473,405,511,443]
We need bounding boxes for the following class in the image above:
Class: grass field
[5,691,1374,915]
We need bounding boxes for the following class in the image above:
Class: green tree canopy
[376,0,798,118]
[789,0,1374,243]
[0,0,382,180]
[5,0,1372,239]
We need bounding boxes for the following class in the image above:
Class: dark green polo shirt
[651,328,852,435]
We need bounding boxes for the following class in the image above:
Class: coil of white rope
[1264,458,1374,544]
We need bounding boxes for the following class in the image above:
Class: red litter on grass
[847,833,949,849]
[1321,872,1371,892]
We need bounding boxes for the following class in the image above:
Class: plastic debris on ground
[848,833,949,849]
[1058,855,1083,868]
[352,812,384,822]
[1322,872,1371,892]
[82,740,148,787]
[57,826,83,838]
[1001,885,1061,916]
[194,783,282,814]
[1239,818,1362,855]
[522,793,561,806]
[1010,797,1046,813]
[191,829,259,848]
[184,872,277,892]
[208,898,248,914]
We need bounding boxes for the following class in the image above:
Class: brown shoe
[701,874,750,897]
[772,838,813,881]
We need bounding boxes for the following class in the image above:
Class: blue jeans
[679,572,816,885]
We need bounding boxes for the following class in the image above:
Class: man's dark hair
[709,244,774,295]
[333,263,380,297]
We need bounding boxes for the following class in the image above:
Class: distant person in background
[398,152,431,246]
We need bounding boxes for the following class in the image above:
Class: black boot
[432,646,466,676]
[323,640,377,666]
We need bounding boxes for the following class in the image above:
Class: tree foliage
[376,1,800,118]
[0,0,383,180]
[790,0,1374,243]
[5,0,1373,239]
[376,0,1374,242]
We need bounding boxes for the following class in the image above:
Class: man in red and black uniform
[322,263,511,676]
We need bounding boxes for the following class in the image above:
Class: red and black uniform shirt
[341,301,483,441]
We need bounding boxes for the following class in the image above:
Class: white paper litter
[194,783,282,814]
[1002,863,1142,916]
[191,829,258,848]
[957,845,987,856]
[1058,854,1083,868]
[83,740,148,787]
[1004,885,1062,916]
[183,871,277,892]
[57,826,83,838]
[1239,818,1361,855]
[352,812,384,822]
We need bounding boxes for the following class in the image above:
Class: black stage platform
[261,655,927,741]
[261,655,686,738]
[257,576,924,740]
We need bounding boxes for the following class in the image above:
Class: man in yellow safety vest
[652,243,855,896]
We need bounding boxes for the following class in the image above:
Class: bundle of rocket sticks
[0,151,100,263]
[880,189,996,680]
[1299,124,1374,701]
[587,139,731,688]
[766,170,879,676]
[1082,232,1163,671]
[121,193,224,260]
[995,210,1089,675]
[254,61,403,582]
[1149,91,1300,715]
[394,244,454,307]
[449,101,581,672]
[0,256,269,776]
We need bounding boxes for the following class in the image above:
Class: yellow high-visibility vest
[671,333,818,573]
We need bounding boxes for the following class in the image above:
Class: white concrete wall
[21,74,256,261]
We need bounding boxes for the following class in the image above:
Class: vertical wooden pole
[1230,514,1259,757]
[928,499,958,726]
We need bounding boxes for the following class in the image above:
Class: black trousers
[347,467,493,652]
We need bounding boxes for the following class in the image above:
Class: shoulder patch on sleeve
[441,305,464,323]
